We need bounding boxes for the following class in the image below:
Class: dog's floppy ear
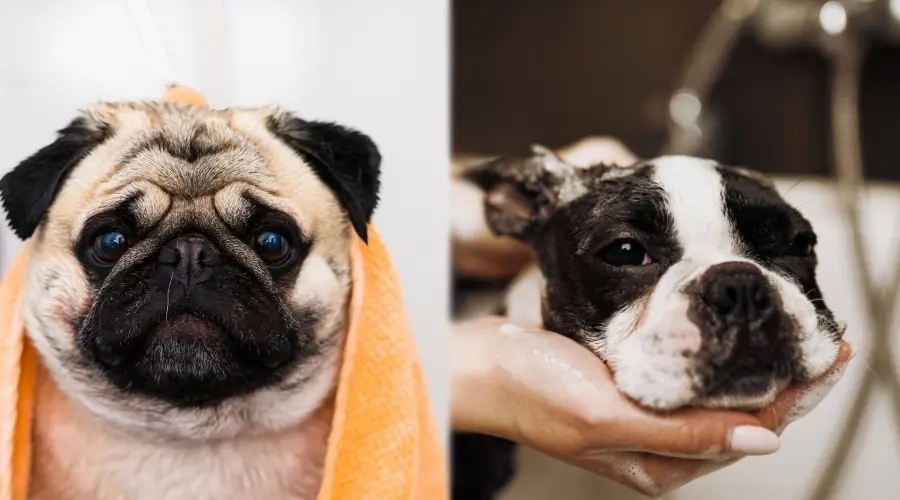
[0,115,111,240]
[268,113,381,243]
[462,145,587,242]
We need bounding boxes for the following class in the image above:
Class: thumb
[596,409,782,459]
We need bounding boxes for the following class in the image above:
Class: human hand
[451,317,854,497]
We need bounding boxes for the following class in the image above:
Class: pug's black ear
[268,113,381,243]
[462,145,587,242]
[0,116,111,240]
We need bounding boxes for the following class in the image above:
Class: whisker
[863,362,882,383]
[783,179,806,198]
[165,269,175,324]
[165,232,184,324]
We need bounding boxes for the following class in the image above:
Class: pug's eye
[253,231,291,264]
[599,238,653,267]
[92,231,129,262]
[786,233,816,257]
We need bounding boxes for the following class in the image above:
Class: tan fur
[21,101,357,499]
[30,364,332,500]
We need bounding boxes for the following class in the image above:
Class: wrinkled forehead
[649,157,810,253]
[643,156,739,255]
[52,106,341,243]
[575,156,809,250]
[114,114,272,195]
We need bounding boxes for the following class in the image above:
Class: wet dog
[465,145,842,409]
[452,144,843,498]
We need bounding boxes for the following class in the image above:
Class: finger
[756,341,855,431]
[598,408,781,457]
[566,451,674,498]
[556,137,638,168]
[569,451,734,497]
[451,238,533,279]
[640,453,739,493]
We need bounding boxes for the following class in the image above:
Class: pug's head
[1,101,380,439]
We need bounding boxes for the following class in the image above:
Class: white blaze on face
[653,156,740,258]
[602,157,838,410]
[602,157,739,409]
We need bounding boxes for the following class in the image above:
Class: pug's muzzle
[77,231,319,408]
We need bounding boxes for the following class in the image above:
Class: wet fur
[451,147,843,499]
[1,101,381,499]
[463,148,842,409]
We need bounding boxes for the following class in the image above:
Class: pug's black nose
[700,261,772,323]
[157,233,221,287]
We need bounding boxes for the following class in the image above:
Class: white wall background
[0,0,449,431]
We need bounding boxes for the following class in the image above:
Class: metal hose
[662,0,756,155]
[808,33,900,500]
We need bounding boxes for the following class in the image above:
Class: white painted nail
[729,426,781,455]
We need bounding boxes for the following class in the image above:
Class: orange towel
[0,87,447,500]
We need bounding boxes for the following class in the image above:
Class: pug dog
[0,101,380,500]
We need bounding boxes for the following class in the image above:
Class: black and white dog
[452,145,844,498]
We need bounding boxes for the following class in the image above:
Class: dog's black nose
[700,261,772,323]
[690,261,797,402]
[157,233,221,287]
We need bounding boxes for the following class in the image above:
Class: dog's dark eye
[786,233,816,257]
[599,238,653,267]
[253,231,291,264]
[92,231,129,262]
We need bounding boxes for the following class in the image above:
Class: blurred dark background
[452,0,900,180]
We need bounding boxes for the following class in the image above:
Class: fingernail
[729,426,781,455]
